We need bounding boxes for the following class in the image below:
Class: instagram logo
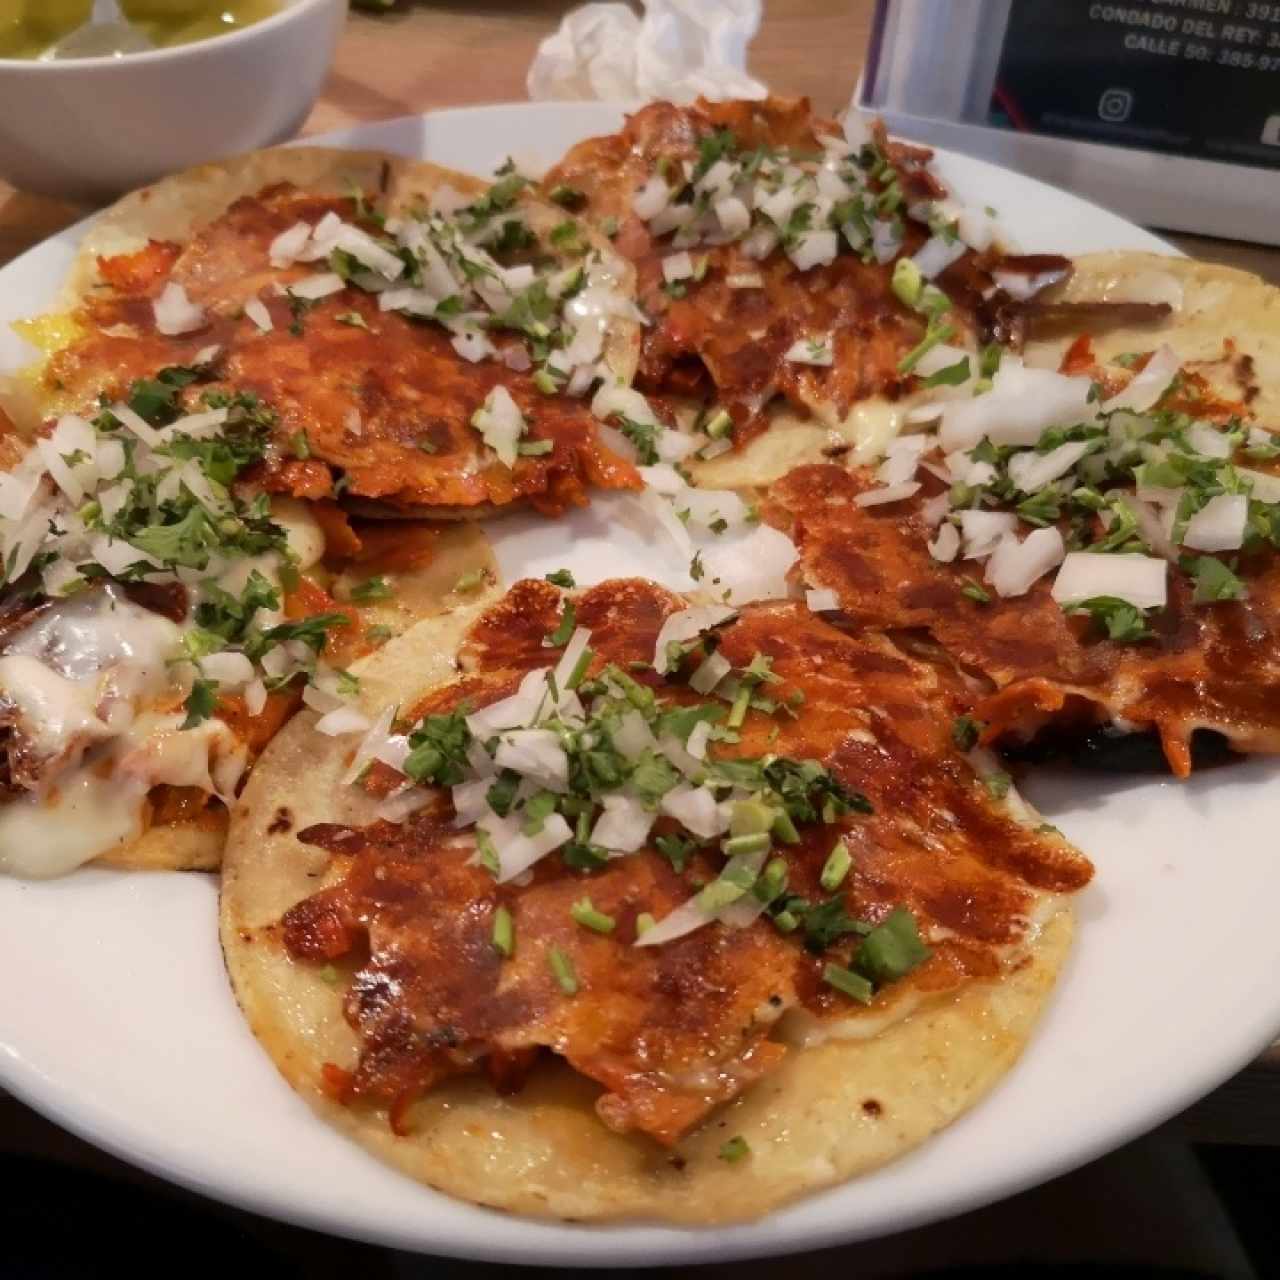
[1098,88,1135,122]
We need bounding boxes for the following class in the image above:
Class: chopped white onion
[1242,468,1280,503]
[333,224,405,280]
[854,481,920,508]
[637,463,686,496]
[244,298,273,332]
[876,435,927,486]
[1182,493,1247,552]
[659,783,729,838]
[697,524,799,605]
[341,705,399,786]
[452,330,497,363]
[1186,423,1231,460]
[940,366,1096,453]
[658,732,703,779]
[198,651,254,688]
[689,650,732,694]
[741,225,779,260]
[662,251,695,283]
[379,286,438,316]
[466,666,550,737]
[447,780,489,829]
[591,382,660,428]
[805,587,839,611]
[494,727,569,791]
[648,203,696,237]
[986,527,1065,598]
[652,604,737,674]
[478,810,572,883]
[288,272,346,301]
[787,229,838,272]
[956,205,997,252]
[315,706,374,737]
[1051,552,1167,610]
[152,282,206,336]
[1115,492,1177,561]
[726,272,764,289]
[590,792,654,853]
[0,453,46,521]
[162,407,229,441]
[992,266,1064,301]
[110,402,163,447]
[958,510,1019,559]
[375,786,432,825]
[612,708,660,761]
[632,175,671,221]
[871,219,902,264]
[913,342,969,378]
[633,894,715,947]
[243,679,268,717]
[929,521,961,563]
[714,196,751,236]
[1101,345,1181,414]
[783,336,833,366]
[552,625,592,690]
[1007,440,1091,494]
[686,719,712,760]
[269,221,313,267]
[471,384,525,467]
[912,234,967,280]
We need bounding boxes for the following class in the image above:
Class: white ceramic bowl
[0,0,347,201]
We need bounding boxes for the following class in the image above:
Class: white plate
[2,103,1276,1267]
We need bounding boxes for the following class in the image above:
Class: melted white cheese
[5,584,179,685]
[0,769,147,879]
[269,497,325,572]
[0,585,226,878]
[0,653,108,758]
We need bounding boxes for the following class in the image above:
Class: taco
[0,365,495,876]
[221,577,1090,1222]
[766,258,1280,776]
[542,97,1102,487]
[24,147,643,519]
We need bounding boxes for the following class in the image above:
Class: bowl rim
[0,0,346,71]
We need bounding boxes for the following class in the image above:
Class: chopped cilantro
[181,677,218,730]
[548,184,587,211]
[349,575,393,603]
[1066,595,1152,642]
[951,715,983,751]
[492,905,515,957]
[854,906,929,984]
[548,946,579,995]
[570,897,616,934]
[982,771,1012,801]
[403,709,473,787]
[923,356,971,387]
[1187,555,1246,604]
[545,598,577,647]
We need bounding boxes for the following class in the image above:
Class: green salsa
[0,0,282,59]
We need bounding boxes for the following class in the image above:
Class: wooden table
[0,0,1276,1127]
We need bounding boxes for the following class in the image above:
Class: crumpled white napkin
[527,0,767,104]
